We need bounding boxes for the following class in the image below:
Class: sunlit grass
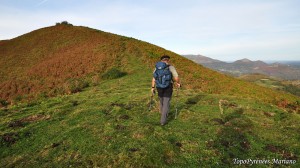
[1,65,299,167]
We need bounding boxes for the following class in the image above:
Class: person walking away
[151,55,181,126]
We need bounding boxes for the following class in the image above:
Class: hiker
[151,55,181,125]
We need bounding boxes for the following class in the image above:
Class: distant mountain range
[182,55,300,80]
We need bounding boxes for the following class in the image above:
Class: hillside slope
[238,74,300,97]
[0,24,299,167]
[0,24,299,108]
[1,57,299,167]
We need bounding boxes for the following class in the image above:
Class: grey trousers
[159,97,171,125]
[157,85,173,125]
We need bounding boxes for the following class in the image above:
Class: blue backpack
[153,62,172,88]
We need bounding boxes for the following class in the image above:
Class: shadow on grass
[167,94,206,123]
[209,108,255,166]
[208,107,299,167]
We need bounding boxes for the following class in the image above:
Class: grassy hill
[0,24,300,167]
[1,24,299,106]
[238,74,300,97]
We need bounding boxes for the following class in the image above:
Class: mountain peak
[235,58,252,63]
[182,55,223,64]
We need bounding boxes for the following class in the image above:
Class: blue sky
[1,0,300,61]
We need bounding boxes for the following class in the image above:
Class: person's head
[160,55,170,63]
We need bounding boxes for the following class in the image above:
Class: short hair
[160,55,170,61]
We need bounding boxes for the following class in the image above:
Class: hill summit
[234,58,252,63]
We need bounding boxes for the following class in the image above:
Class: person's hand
[176,83,181,88]
[151,88,156,95]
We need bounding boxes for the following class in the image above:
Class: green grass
[1,57,300,167]
[239,74,300,97]
[254,79,284,90]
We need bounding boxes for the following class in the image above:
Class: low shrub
[0,99,9,107]
[101,67,127,80]
[55,21,73,26]
[63,79,89,94]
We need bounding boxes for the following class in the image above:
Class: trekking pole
[175,86,179,119]
[148,90,155,111]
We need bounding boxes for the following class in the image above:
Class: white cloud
[36,0,49,7]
